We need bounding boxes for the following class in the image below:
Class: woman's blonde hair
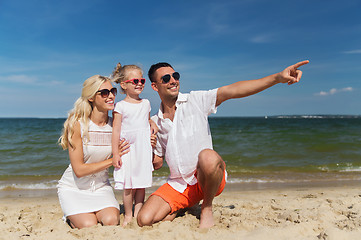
[111,63,143,93]
[59,75,110,150]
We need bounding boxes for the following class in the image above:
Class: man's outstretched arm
[216,60,309,107]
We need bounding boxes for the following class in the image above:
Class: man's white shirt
[152,89,222,193]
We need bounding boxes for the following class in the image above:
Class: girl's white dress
[113,99,153,190]
[57,118,119,217]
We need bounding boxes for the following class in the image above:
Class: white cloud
[250,34,274,43]
[0,74,64,86]
[315,87,354,96]
[0,75,38,84]
[342,49,361,54]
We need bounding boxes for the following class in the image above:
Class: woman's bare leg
[95,207,120,226]
[67,206,120,229]
[67,213,98,229]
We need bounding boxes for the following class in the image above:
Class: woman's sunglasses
[97,87,117,98]
[124,78,146,85]
[161,72,180,84]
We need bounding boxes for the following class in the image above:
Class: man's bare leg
[197,149,225,228]
[137,194,175,226]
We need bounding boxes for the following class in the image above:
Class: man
[137,60,309,228]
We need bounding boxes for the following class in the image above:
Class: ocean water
[0,116,360,191]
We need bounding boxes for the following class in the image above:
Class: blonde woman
[57,75,129,229]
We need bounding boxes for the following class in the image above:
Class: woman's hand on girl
[113,139,130,168]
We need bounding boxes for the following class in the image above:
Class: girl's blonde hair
[59,75,110,150]
[111,63,143,93]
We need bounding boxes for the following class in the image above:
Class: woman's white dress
[57,118,119,217]
[113,99,153,190]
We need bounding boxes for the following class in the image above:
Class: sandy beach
[1,182,361,240]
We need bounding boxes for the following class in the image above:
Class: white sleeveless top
[58,118,113,191]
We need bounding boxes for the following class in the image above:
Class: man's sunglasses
[124,78,146,85]
[161,72,180,83]
[97,87,117,98]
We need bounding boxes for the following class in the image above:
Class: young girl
[111,63,157,226]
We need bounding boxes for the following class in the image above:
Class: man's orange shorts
[151,166,226,214]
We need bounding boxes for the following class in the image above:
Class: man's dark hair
[148,62,174,82]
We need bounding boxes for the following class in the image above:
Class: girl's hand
[150,134,157,148]
[112,155,122,168]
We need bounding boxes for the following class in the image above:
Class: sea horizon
[1,114,360,119]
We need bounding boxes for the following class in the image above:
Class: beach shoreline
[1,181,361,240]
[2,171,361,197]
[1,178,360,198]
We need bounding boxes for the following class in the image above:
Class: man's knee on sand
[137,208,153,226]
[197,149,224,174]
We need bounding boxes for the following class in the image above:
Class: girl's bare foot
[122,215,132,227]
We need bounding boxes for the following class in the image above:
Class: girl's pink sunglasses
[124,78,146,85]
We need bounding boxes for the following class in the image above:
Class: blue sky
[0,0,360,117]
